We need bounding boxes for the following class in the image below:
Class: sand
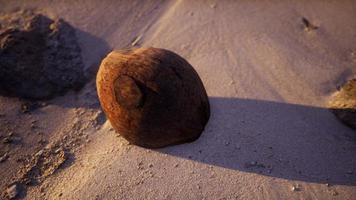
[0,0,356,199]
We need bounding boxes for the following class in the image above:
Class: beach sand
[0,0,356,199]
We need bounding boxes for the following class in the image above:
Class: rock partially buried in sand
[0,10,86,99]
[328,79,356,130]
[96,48,210,148]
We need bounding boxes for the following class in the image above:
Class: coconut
[96,48,210,148]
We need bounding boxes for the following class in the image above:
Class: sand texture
[0,0,356,199]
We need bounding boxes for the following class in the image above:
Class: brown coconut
[96,48,210,148]
[328,78,356,130]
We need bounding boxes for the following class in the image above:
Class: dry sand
[0,0,356,199]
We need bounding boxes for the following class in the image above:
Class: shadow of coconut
[157,97,356,186]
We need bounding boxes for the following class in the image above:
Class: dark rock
[97,48,210,148]
[0,10,86,99]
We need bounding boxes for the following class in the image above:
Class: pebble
[3,137,11,144]
[6,183,20,199]
[291,185,301,192]
[35,150,44,157]
[0,153,9,162]
[31,124,36,129]
[54,148,63,154]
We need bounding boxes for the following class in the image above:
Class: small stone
[3,137,12,144]
[21,104,30,113]
[174,163,179,168]
[291,185,301,192]
[302,17,318,31]
[148,163,153,168]
[326,183,331,187]
[54,148,63,154]
[35,150,44,157]
[6,183,20,199]
[0,153,9,162]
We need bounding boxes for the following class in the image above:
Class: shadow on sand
[43,27,111,110]
[158,97,356,186]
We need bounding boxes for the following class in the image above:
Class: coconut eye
[114,75,143,109]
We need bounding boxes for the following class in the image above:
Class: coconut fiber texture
[96,48,210,148]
